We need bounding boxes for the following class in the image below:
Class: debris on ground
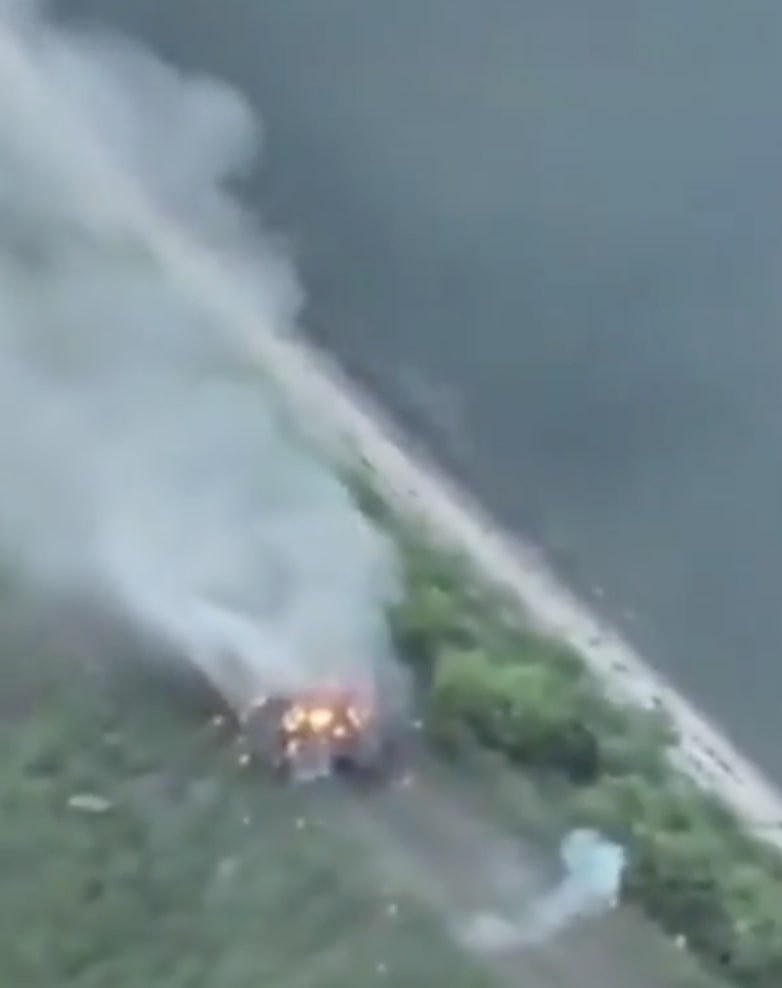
[67,793,113,814]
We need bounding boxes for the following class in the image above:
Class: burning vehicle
[237,686,400,783]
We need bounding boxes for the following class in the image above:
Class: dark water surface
[58,0,782,782]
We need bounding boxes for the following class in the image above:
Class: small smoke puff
[510,828,627,949]
[560,828,626,900]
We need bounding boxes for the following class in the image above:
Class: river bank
[243,326,782,856]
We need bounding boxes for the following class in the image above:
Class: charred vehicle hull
[239,690,402,783]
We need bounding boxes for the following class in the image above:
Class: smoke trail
[459,829,626,953]
[0,1,403,705]
[521,828,626,942]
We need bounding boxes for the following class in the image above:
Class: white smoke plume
[522,828,626,941]
[460,828,626,953]
[0,0,402,705]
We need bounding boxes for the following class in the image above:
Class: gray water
[56,0,782,783]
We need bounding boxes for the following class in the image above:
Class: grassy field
[0,585,501,988]
[0,582,727,988]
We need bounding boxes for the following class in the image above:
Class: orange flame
[279,694,371,742]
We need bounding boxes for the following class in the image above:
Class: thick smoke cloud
[0,0,401,703]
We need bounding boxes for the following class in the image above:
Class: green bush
[428,648,600,782]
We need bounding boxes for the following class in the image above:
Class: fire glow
[281,695,368,742]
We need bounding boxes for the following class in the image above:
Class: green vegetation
[365,480,782,988]
[0,595,720,988]
[2,461,779,988]
[0,636,490,988]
